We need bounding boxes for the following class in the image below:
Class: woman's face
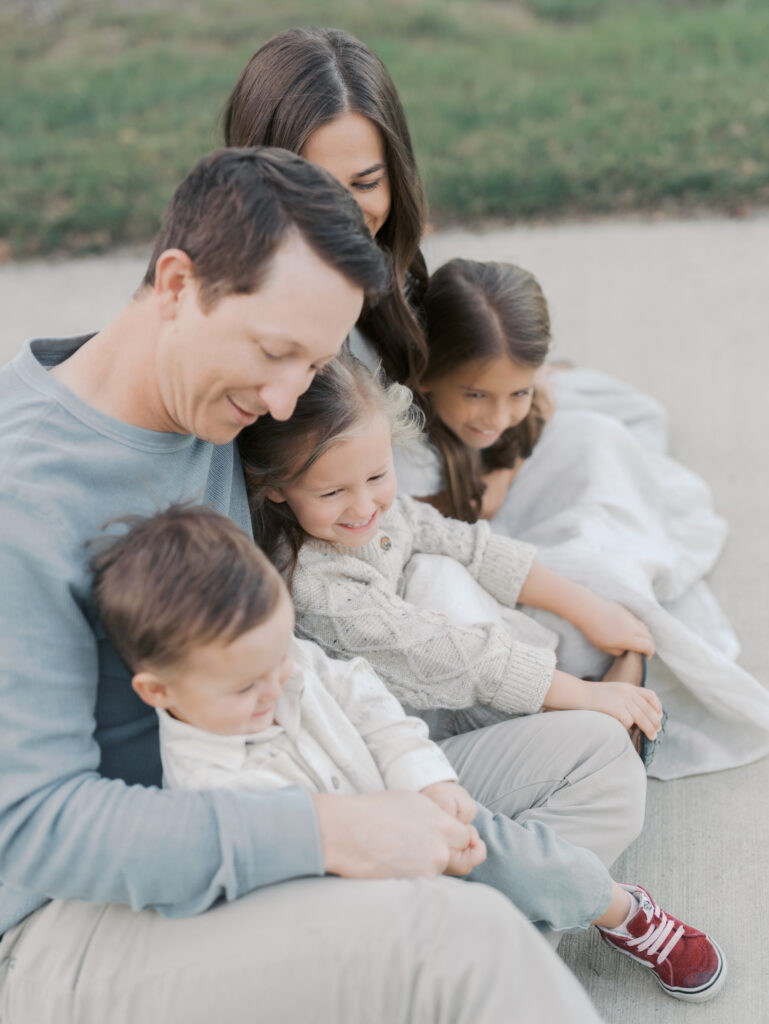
[301,112,392,237]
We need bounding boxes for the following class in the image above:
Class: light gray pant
[441,708,647,871]
[443,709,646,941]
[0,711,640,1023]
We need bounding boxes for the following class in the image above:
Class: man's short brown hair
[142,146,390,310]
[90,505,283,672]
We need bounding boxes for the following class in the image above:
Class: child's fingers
[625,626,654,657]
[631,692,663,738]
[444,829,487,875]
[632,706,661,741]
[638,687,663,715]
[637,633,655,657]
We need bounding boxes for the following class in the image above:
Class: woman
[224,28,428,389]
[221,28,769,780]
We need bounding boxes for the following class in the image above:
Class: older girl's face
[422,355,537,450]
[301,112,391,237]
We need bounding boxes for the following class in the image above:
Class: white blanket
[405,404,769,780]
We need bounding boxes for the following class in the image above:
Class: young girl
[239,353,662,751]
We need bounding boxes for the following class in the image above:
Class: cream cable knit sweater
[291,496,557,715]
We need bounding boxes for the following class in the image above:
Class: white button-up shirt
[158,637,457,796]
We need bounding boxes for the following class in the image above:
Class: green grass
[1,0,768,257]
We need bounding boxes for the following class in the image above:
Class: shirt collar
[156,659,305,772]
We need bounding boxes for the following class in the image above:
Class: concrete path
[2,213,768,1021]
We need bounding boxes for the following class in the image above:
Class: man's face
[157,233,364,444]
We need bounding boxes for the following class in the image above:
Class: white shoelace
[626,895,685,965]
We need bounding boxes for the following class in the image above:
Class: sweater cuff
[477,535,537,606]
[484,643,557,716]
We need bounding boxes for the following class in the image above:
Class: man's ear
[264,487,286,503]
[132,670,174,710]
[153,249,196,319]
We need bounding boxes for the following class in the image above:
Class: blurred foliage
[1,0,768,257]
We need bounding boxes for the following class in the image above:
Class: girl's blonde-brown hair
[239,351,422,583]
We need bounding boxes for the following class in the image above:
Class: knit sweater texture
[291,496,557,715]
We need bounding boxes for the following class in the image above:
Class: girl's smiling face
[422,355,537,450]
[269,410,397,548]
[301,112,391,238]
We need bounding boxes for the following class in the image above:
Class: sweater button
[380,535,392,551]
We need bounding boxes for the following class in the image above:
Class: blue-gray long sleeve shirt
[0,337,324,934]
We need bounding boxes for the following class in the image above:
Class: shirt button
[380,535,392,551]
[331,775,340,789]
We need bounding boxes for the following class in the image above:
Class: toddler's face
[272,410,397,548]
[158,591,295,735]
[422,355,537,450]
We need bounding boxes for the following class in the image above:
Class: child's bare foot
[602,651,645,688]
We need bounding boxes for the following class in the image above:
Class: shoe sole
[607,935,727,1003]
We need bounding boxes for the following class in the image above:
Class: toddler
[91,505,725,1002]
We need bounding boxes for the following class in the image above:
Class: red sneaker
[596,885,726,1002]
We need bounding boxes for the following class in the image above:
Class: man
[0,146,612,1022]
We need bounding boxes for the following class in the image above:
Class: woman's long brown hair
[222,28,429,386]
[421,259,551,523]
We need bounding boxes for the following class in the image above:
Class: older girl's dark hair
[222,27,429,386]
[239,352,421,584]
[421,259,551,523]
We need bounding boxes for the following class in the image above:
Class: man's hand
[420,780,477,824]
[313,790,484,879]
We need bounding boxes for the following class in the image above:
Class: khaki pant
[1,711,642,1022]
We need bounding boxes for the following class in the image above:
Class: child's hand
[585,681,663,740]
[421,780,477,825]
[444,824,487,876]
[580,596,655,657]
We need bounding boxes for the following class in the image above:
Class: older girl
[417,257,552,522]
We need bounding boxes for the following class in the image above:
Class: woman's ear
[132,671,173,710]
[264,487,286,504]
